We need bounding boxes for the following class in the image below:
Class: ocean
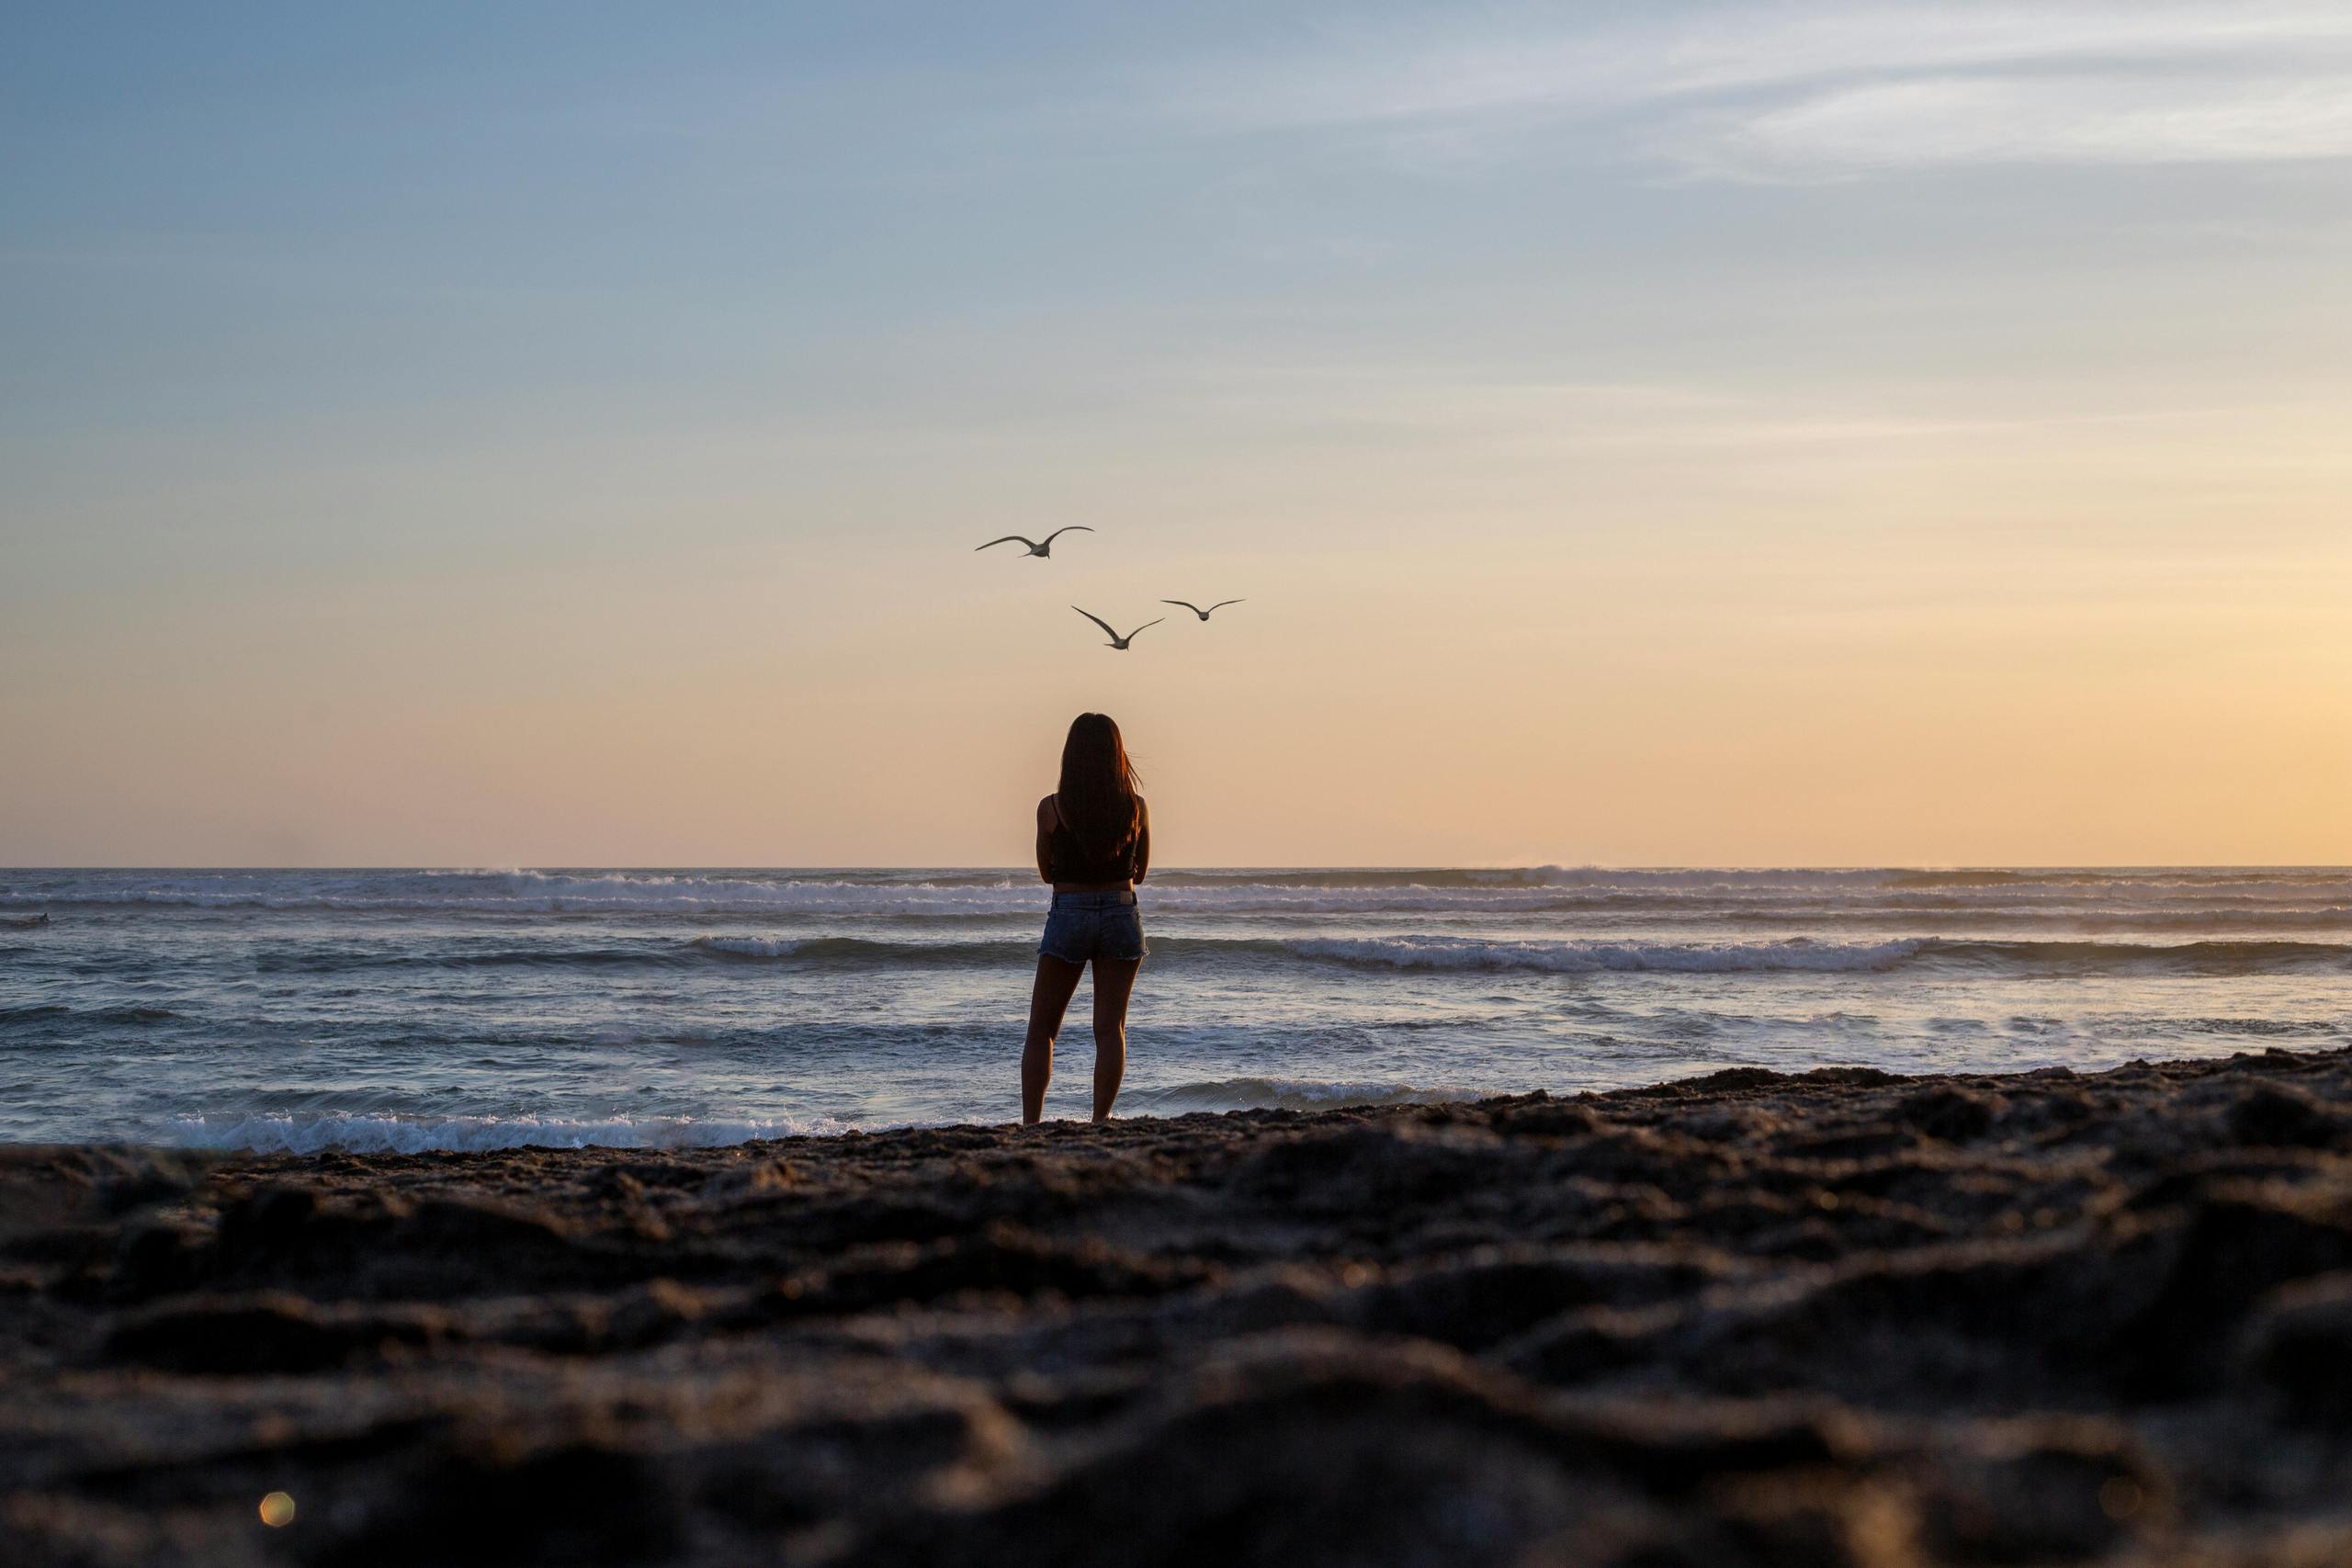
[3,867,2346,1152]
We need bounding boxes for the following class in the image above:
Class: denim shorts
[1038,889,1147,964]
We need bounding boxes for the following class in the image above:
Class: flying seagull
[1072,606,1164,650]
[1161,598,1246,621]
[975,526,1093,558]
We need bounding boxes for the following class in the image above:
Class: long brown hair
[1056,713,1142,863]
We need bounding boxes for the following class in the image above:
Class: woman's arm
[1035,796,1057,884]
[1132,798,1150,884]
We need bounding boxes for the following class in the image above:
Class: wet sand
[5,1046,2351,1565]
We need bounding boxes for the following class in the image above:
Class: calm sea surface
[3,867,2346,1150]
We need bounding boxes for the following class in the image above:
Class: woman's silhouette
[1023,713,1149,1123]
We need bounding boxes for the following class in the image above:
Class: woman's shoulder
[1037,794,1060,827]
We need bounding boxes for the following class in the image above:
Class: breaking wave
[688,932,2352,976]
[35,927,2347,981]
[1276,935,2352,976]
[1280,936,1934,974]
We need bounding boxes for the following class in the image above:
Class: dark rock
[108,1220,209,1300]
[852,1335,1607,1568]
[1911,1421,2164,1562]
[698,1158,802,1199]
[604,1278,707,1348]
[1629,1066,1789,1097]
[1544,1396,1860,1494]
[1226,1123,1512,1212]
[93,1166,198,1216]
[2107,1184,2352,1393]
[2234,1271,2352,1423]
[1489,1100,1603,1139]
[761,1224,1203,1320]
[1652,1474,1919,1568]
[1358,1245,1740,1352]
[0,1145,209,1243]
[315,1439,683,1568]
[104,1291,447,1373]
[1898,1087,2002,1143]
[2228,1085,2345,1150]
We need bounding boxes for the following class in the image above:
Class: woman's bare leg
[1089,957,1140,1123]
[1022,955,1086,1123]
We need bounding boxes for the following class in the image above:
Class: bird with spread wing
[1071,607,1164,650]
[1161,598,1245,621]
[975,526,1092,558]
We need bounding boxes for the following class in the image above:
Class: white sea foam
[165,1087,1486,1150]
[166,1111,865,1155]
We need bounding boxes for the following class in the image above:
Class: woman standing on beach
[1023,713,1149,1123]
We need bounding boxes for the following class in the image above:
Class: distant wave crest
[1280,936,1932,974]
[691,934,1021,964]
[1276,935,2352,976]
[10,865,2349,921]
[684,931,2352,976]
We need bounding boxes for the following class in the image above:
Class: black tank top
[1048,796,1143,884]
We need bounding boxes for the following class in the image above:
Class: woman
[1023,713,1150,1124]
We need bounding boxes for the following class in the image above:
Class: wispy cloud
[1159,3,2352,176]
[1190,360,2352,454]
[1694,73,2352,175]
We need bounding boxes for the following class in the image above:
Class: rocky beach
[6,1045,2352,1566]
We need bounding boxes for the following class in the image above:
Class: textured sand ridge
[5,1047,2352,1565]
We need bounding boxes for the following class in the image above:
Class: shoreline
[17,863,2350,1164]
[6,1045,2351,1564]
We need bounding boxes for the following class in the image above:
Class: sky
[3,1,2347,868]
